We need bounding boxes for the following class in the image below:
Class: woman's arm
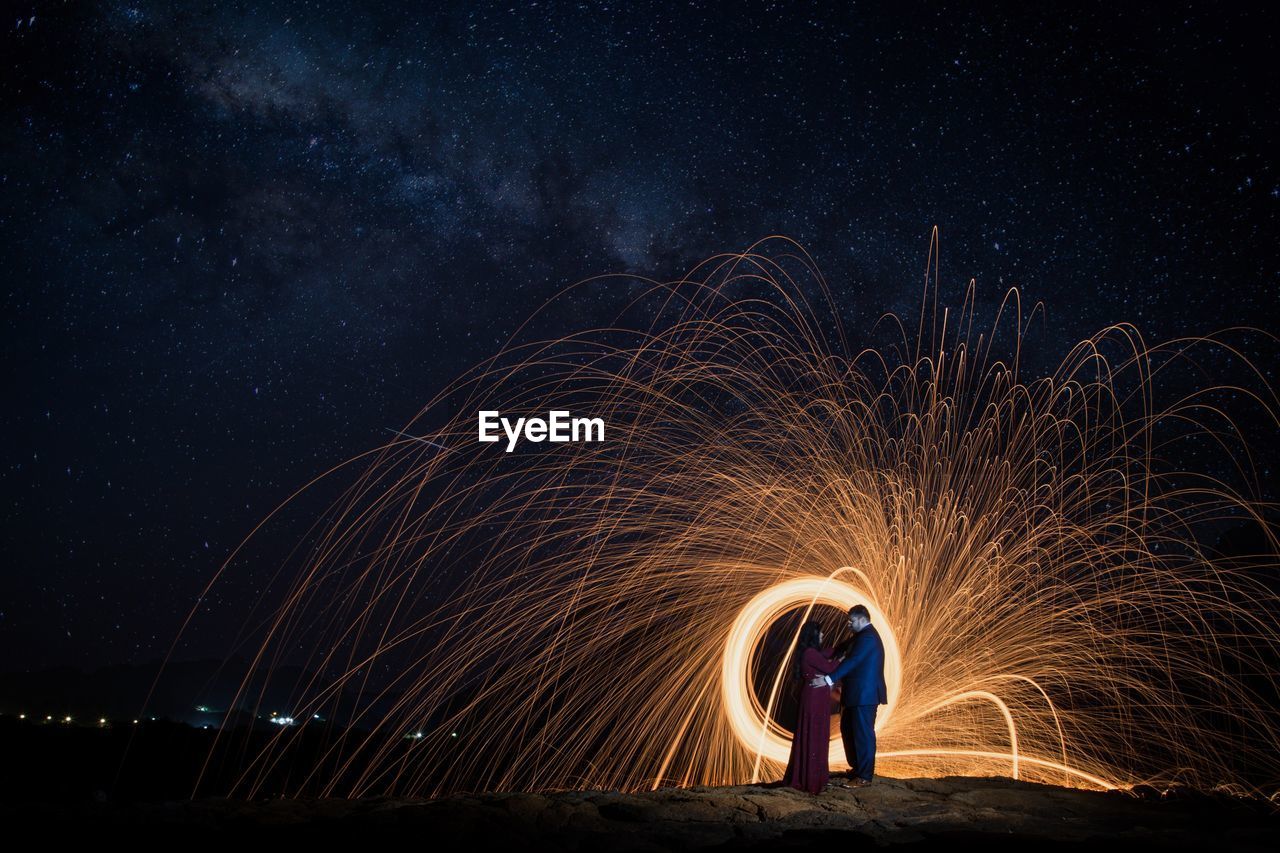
[805,646,839,675]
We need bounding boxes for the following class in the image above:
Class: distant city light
[268,715,295,726]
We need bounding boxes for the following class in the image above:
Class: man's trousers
[839,704,878,780]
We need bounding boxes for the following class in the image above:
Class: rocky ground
[6,775,1277,850]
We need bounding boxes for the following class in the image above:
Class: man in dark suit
[810,604,886,786]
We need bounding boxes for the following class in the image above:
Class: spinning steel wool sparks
[175,232,1279,798]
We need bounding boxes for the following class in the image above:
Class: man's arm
[823,635,871,686]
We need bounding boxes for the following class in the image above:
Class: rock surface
[7,775,1277,849]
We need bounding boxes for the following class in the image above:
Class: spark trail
[171,232,1280,799]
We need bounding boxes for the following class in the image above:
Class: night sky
[3,2,1277,671]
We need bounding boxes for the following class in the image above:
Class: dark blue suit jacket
[829,624,887,707]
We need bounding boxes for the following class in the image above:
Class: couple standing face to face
[784,604,885,793]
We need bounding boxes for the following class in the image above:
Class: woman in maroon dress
[781,621,840,794]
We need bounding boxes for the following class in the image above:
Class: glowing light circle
[721,575,902,769]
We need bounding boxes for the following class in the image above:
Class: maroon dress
[782,645,839,794]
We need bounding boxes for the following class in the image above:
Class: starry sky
[2,2,1277,671]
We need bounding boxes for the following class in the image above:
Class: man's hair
[848,604,870,621]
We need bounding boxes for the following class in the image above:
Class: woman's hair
[793,620,823,682]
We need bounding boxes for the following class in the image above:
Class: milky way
[2,3,1276,668]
